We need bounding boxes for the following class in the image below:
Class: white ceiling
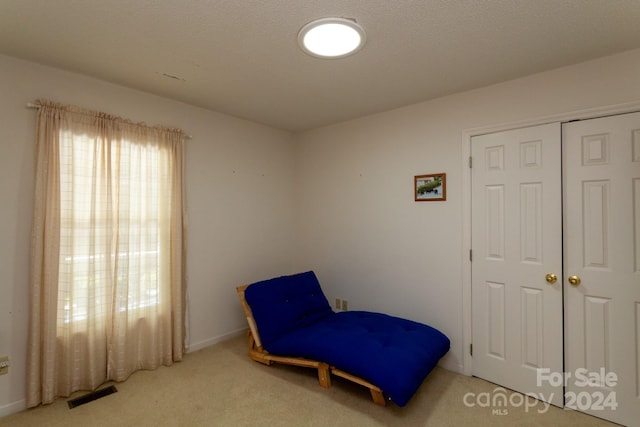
[2,1,640,132]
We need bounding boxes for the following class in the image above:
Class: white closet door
[471,123,563,406]
[563,112,640,426]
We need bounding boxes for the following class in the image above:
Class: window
[57,132,164,327]
[27,101,186,407]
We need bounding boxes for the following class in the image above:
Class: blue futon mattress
[244,271,450,407]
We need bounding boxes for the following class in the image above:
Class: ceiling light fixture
[298,17,366,59]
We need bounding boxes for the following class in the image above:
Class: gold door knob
[545,273,557,284]
[568,275,581,286]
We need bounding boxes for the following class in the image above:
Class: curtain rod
[26,102,193,139]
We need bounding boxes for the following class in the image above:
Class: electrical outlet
[341,300,348,311]
[0,356,9,376]
[335,298,341,310]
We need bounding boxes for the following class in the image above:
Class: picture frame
[414,173,446,201]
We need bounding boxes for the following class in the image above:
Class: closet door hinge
[469,156,473,168]
[470,343,473,356]
[469,249,473,262]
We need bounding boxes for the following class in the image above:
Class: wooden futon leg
[370,389,386,406]
[317,362,331,388]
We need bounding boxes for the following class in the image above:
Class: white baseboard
[439,359,464,375]
[0,398,27,419]
[186,327,248,353]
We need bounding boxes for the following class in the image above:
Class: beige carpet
[1,335,616,426]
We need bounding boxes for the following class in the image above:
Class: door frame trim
[461,100,640,376]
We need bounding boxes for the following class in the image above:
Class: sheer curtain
[27,100,186,407]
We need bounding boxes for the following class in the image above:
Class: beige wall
[293,48,640,373]
[0,55,296,415]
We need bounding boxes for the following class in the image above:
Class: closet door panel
[564,111,640,426]
[472,123,563,406]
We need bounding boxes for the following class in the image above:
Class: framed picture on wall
[414,173,446,201]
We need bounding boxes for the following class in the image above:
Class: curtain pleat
[27,100,186,407]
